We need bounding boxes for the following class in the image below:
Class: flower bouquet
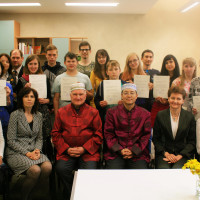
[182,159,200,196]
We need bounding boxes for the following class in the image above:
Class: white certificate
[134,75,150,98]
[29,74,47,98]
[153,76,170,98]
[103,80,121,105]
[0,80,6,106]
[61,77,77,101]
[193,96,200,120]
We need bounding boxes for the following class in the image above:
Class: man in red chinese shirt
[51,82,103,200]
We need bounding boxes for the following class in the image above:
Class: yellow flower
[182,159,200,175]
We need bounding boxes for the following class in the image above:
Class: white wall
[0,0,200,73]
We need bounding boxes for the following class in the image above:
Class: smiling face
[23,91,35,110]
[128,55,139,71]
[97,54,107,66]
[79,45,91,60]
[165,58,175,72]
[27,59,39,74]
[121,88,138,106]
[70,89,86,108]
[168,93,184,110]
[0,55,10,72]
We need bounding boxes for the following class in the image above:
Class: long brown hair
[121,52,144,81]
[94,49,110,80]
[24,54,43,75]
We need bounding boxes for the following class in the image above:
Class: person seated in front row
[153,86,196,169]
[104,83,151,169]
[94,60,126,129]
[5,87,52,200]
[51,82,103,200]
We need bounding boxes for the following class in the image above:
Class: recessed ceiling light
[65,3,119,7]
[0,3,41,7]
[181,1,200,13]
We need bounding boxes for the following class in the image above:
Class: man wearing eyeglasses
[77,41,95,77]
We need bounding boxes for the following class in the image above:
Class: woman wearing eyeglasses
[90,49,110,107]
[120,52,152,109]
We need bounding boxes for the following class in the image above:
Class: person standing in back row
[77,41,95,78]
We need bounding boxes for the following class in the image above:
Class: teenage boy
[94,60,126,127]
[42,44,66,97]
[52,52,93,116]
[77,41,95,77]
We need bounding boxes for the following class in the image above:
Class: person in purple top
[104,83,151,169]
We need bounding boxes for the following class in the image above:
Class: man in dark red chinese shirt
[51,82,103,200]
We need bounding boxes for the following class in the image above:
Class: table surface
[71,169,199,200]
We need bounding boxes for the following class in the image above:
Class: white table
[71,169,198,200]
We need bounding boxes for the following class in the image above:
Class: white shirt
[170,112,180,139]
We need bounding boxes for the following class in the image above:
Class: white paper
[153,76,170,98]
[193,96,200,120]
[61,77,77,101]
[134,75,150,98]
[103,80,121,104]
[29,74,47,98]
[0,80,6,106]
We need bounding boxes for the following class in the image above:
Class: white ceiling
[0,0,159,14]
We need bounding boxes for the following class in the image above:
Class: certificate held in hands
[134,75,150,98]
[153,76,170,98]
[61,77,77,101]
[0,80,6,106]
[103,80,121,105]
[29,74,47,98]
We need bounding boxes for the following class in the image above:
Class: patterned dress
[6,110,49,176]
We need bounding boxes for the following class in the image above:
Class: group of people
[0,40,199,200]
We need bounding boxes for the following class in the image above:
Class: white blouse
[170,113,180,139]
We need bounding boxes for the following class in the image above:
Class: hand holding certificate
[153,76,170,98]
[0,80,6,106]
[134,75,150,98]
[103,80,121,105]
[61,77,77,101]
[29,74,47,98]
[193,96,200,120]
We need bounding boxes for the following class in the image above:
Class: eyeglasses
[128,59,138,64]
[97,56,106,59]
[80,49,90,52]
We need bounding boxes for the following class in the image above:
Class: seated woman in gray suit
[6,87,52,200]
[153,86,196,169]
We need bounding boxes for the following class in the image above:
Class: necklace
[171,112,180,121]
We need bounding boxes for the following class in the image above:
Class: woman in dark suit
[153,86,196,169]
[6,87,52,200]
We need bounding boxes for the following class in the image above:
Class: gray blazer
[6,109,49,175]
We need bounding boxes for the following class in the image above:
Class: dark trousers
[106,156,148,169]
[155,156,188,169]
[56,158,97,200]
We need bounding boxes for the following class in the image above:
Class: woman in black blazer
[153,86,196,169]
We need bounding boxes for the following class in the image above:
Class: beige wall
[0,1,200,73]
